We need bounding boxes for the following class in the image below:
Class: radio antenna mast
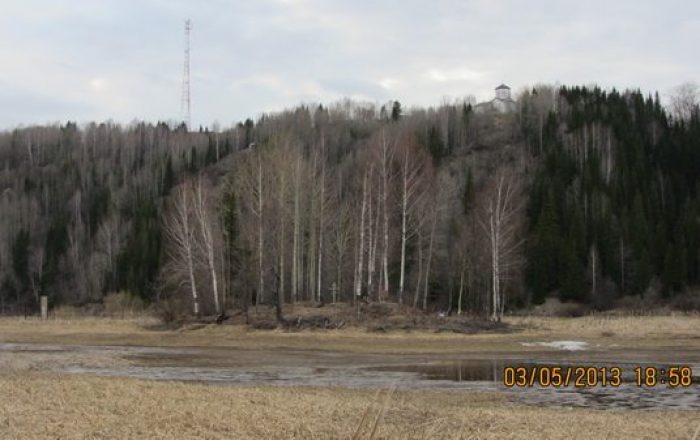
[180,19,192,130]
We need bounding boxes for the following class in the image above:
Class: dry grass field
[0,373,698,440]
[1,313,699,439]
[0,313,698,355]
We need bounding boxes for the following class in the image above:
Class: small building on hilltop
[476,84,517,114]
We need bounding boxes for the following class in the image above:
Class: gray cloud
[0,0,697,129]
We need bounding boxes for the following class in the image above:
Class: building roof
[495,84,510,90]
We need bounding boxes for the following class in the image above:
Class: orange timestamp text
[502,366,694,388]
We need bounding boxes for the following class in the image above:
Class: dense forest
[0,84,698,319]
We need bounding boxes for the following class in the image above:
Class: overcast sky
[0,0,697,129]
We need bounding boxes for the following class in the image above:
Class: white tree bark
[333,173,351,303]
[370,195,380,301]
[380,131,391,297]
[398,146,423,304]
[399,152,409,304]
[317,138,326,302]
[355,171,368,300]
[164,184,199,316]
[366,168,374,298]
[307,152,318,301]
[479,171,523,322]
[488,197,500,322]
[193,177,220,314]
[257,153,264,306]
[292,156,301,302]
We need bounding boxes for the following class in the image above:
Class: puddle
[62,358,700,411]
[369,360,700,410]
[2,342,699,411]
[521,341,589,351]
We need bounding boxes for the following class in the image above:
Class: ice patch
[521,340,588,351]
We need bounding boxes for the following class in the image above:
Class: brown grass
[510,314,700,338]
[0,314,698,355]
[1,315,699,439]
[0,372,697,439]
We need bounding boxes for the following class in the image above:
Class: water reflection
[370,360,700,410]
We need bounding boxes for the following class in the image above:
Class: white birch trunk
[399,153,409,304]
[366,170,375,299]
[370,202,380,301]
[278,170,286,304]
[490,198,499,322]
[257,154,264,306]
[317,146,325,303]
[381,132,390,296]
[292,156,300,302]
[164,185,199,316]
[194,178,220,314]
[355,172,368,300]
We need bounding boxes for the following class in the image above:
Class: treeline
[0,120,249,312]
[166,98,529,320]
[1,84,699,318]
[524,86,700,307]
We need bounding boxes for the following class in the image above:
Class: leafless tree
[329,167,353,302]
[256,152,265,306]
[669,82,699,122]
[397,136,430,304]
[163,183,200,316]
[478,169,524,322]
[316,135,328,303]
[379,130,394,298]
[192,176,221,314]
[355,169,369,301]
[291,154,302,303]
[28,247,45,304]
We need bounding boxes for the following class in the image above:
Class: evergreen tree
[391,101,402,121]
[11,229,30,300]
[559,240,586,302]
[221,184,241,310]
[527,193,561,303]
[426,126,444,164]
[462,168,475,215]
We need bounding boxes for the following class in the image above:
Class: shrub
[52,305,82,319]
[103,292,145,317]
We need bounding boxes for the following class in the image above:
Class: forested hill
[0,121,250,312]
[526,87,700,308]
[0,85,698,317]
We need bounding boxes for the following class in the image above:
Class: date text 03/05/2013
[502,366,695,388]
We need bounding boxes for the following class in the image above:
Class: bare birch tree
[316,136,327,303]
[355,170,368,301]
[163,183,199,316]
[478,169,524,322]
[256,152,264,306]
[669,82,699,122]
[331,170,353,303]
[291,154,302,303]
[397,137,429,304]
[192,176,221,314]
[379,130,394,299]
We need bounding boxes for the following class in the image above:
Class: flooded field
[2,342,698,411]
